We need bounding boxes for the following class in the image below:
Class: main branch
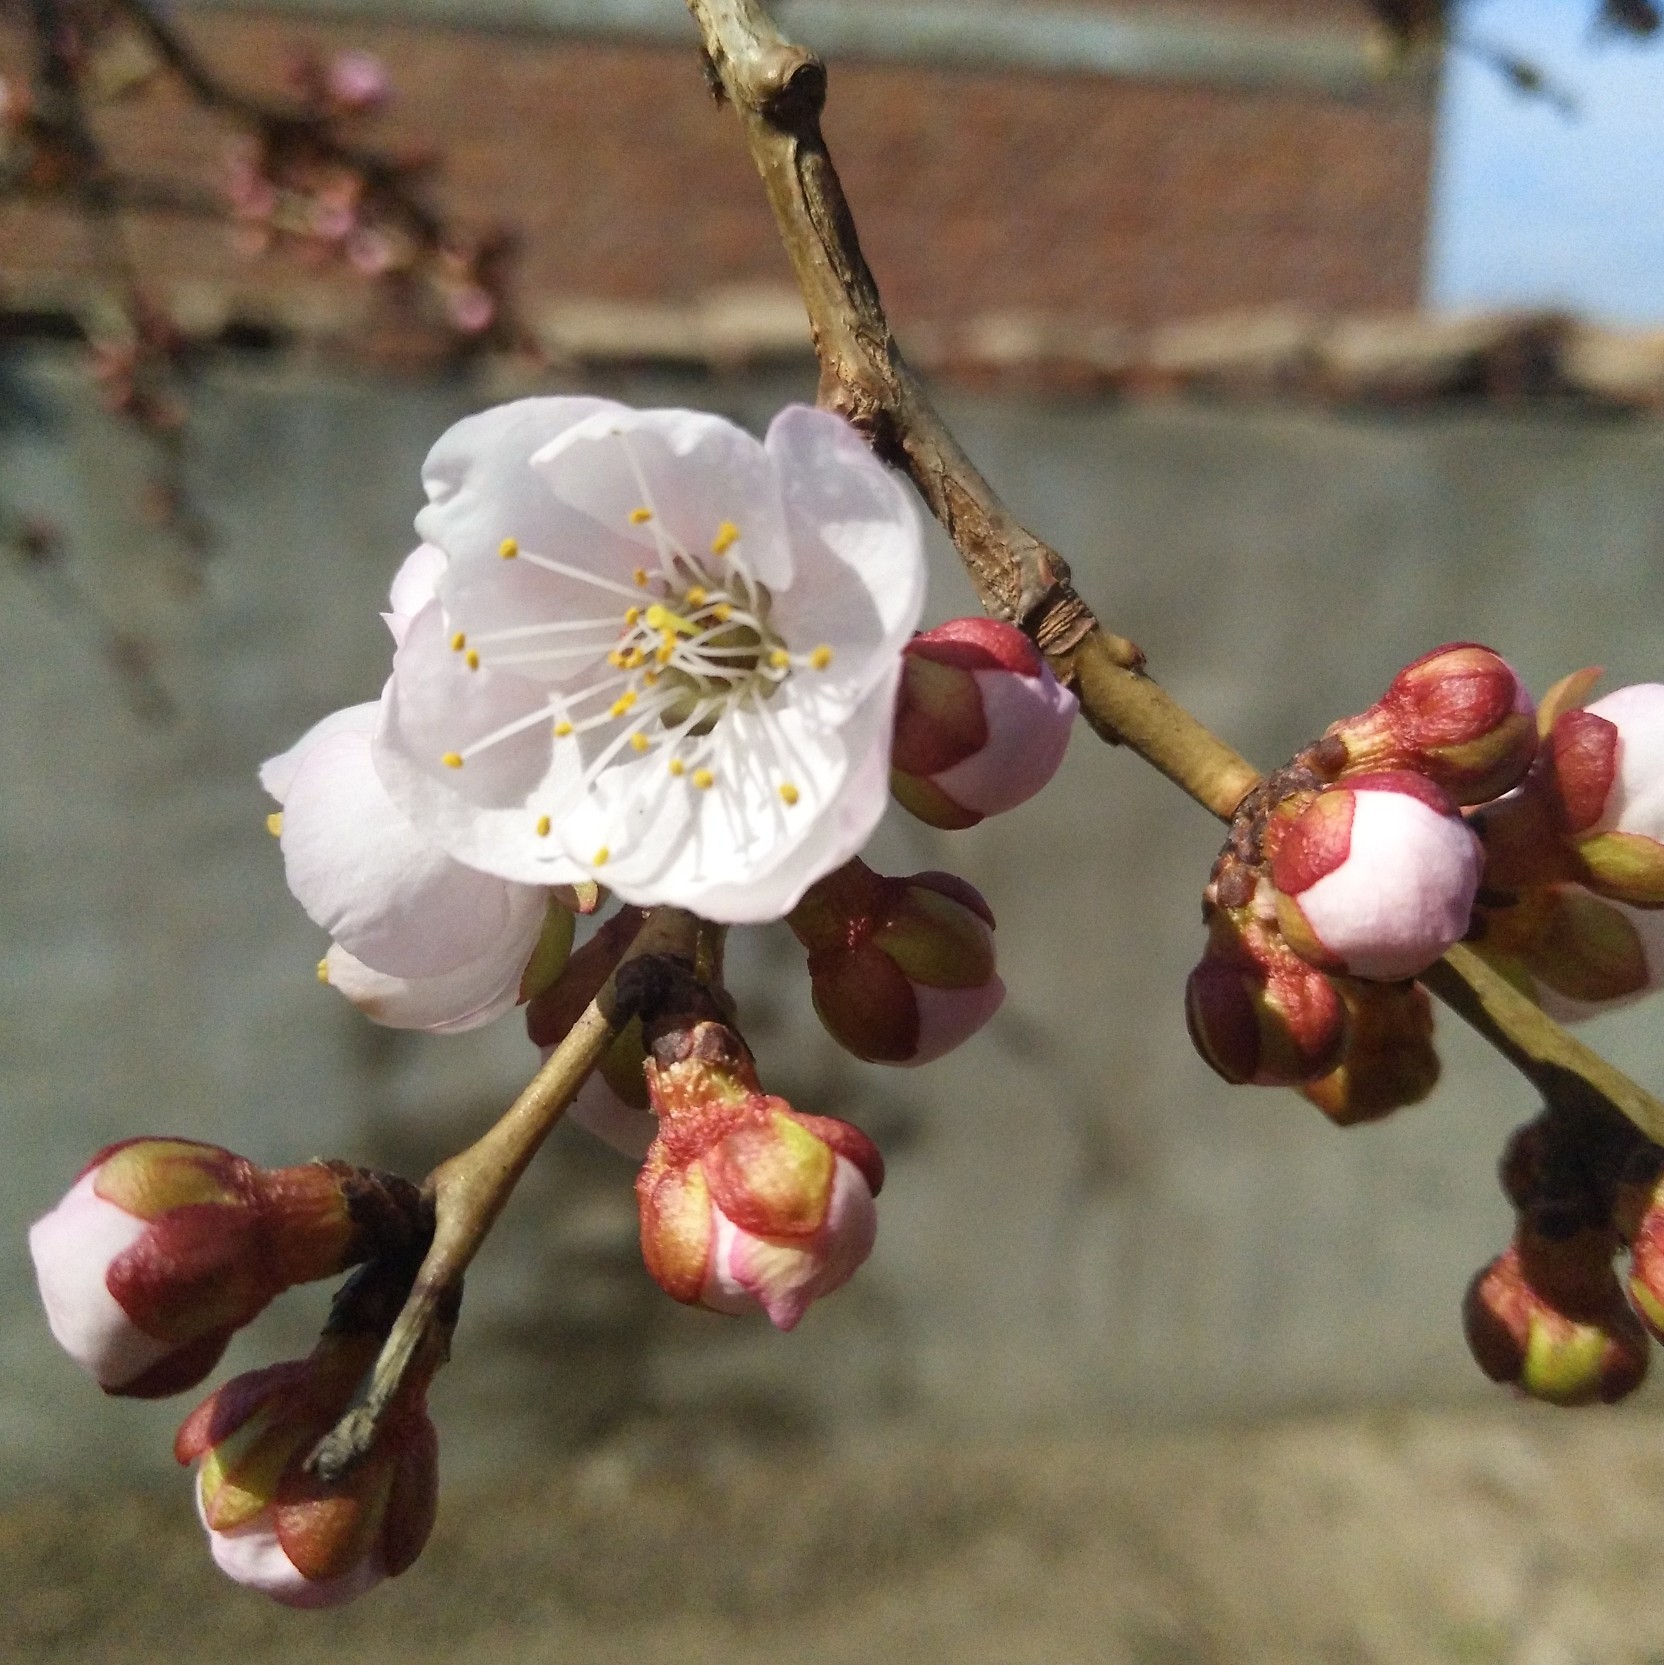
[684,0,1664,1145]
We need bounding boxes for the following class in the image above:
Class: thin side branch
[308,906,698,1481]
[684,0,1664,1144]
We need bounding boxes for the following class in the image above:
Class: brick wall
[0,4,1433,338]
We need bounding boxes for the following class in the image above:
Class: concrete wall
[5,351,1664,1494]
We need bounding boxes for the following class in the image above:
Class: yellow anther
[643,669,660,686]
[441,751,464,769]
[593,846,610,867]
[609,691,638,718]
[810,645,834,670]
[607,650,625,668]
[712,603,733,623]
[465,649,480,671]
[778,783,800,806]
[450,630,467,651]
[624,606,641,627]
[265,811,283,837]
[316,957,330,984]
[768,648,791,670]
[686,586,708,607]
[553,720,574,738]
[630,732,650,753]
[632,567,649,588]
[711,520,739,556]
[692,767,715,790]
[499,538,519,560]
[668,758,685,777]
[656,642,675,665]
[622,647,643,669]
[535,815,552,837]
[629,507,653,525]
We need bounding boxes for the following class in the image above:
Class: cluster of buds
[1469,674,1664,1019]
[1187,642,1521,1114]
[1464,1106,1663,1406]
[29,1138,437,1603]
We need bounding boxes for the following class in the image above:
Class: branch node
[756,46,825,125]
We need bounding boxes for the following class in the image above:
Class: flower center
[436,442,834,867]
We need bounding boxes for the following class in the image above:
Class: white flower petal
[565,1072,657,1160]
[206,1512,384,1609]
[375,603,591,885]
[29,1173,176,1390]
[533,407,793,590]
[386,542,448,631]
[282,723,543,978]
[1589,684,1664,840]
[416,396,630,566]
[905,976,1008,1067]
[259,702,379,804]
[929,662,1077,817]
[321,918,539,1033]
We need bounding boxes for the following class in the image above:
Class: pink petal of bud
[1273,772,1482,981]
[326,51,391,112]
[703,1155,877,1331]
[890,618,1076,828]
[204,1514,385,1609]
[1586,683,1664,840]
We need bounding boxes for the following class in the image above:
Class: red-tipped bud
[1269,771,1482,981]
[788,860,1004,1065]
[1323,643,1536,804]
[1545,685,1664,906]
[636,1025,883,1331]
[1463,1229,1649,1406]
[1622,1170,1664,1343]
[1185,916,1347,1086]
[29,1140,367,1398]
[177,1335,438,1607]
[889,618,1077,829]
[1300,978,1439,1125]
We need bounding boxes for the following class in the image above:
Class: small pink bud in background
[177,1334,437,1607]
[1547,685,1664,906]
[325,51,391,113]
[446,284,495,335]
[29,1140,361,1398]
[1324,643,1536,804]
[636,1027,883,1330]
[1270,771,1482,981]
[1463,1229,1648,1406]
[788,859,1004,1065]
[889,617,1076,829]
[1185,915,1347,1086]
[1301,978,1439,1125]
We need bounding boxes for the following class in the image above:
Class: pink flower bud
[1270,771,1482,980]
[1626,1178,1664,1343]
[176,1336,437,1607]
[1464,1230,1648,1406]
[325,51,391,113]
[1184,917,1347,1086]
[1300,978,1439,1125]
[889,618,1077,829]
[30,1140,360,1398]
[788,860,1004,1065]
[1548,685,1664,906]
[1324,643,1536,804]
[636,1029,884,1330]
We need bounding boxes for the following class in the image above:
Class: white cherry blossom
[374,399,925,923]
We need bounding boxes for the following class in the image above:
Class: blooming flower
[788,859,1005,1065]
[373,399,925,923]
[1270,771,1483,981]
[29,1140,359,1397]
[177,1336,438,1607]
[262,547,557,1034]
[635,1020,884,1329]
[889,617,1077,829]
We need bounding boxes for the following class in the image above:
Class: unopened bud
[1270,771,1482,980]
[1471,883,1664,1021]
[1323,643,1536,804]
[326,51,391,112]
[1463,1229,1648,1406]
[789,860,1004,1065]
[889,618,1076,829]
[1185,916,1347,1086]
[1301,978,1439,1125]
[176,1334,438,1607]
[1546,685,1664,906]
[29,1140,383,1397]
[636,1024,883,1330]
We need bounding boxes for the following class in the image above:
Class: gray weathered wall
[5,351,1664,1493]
